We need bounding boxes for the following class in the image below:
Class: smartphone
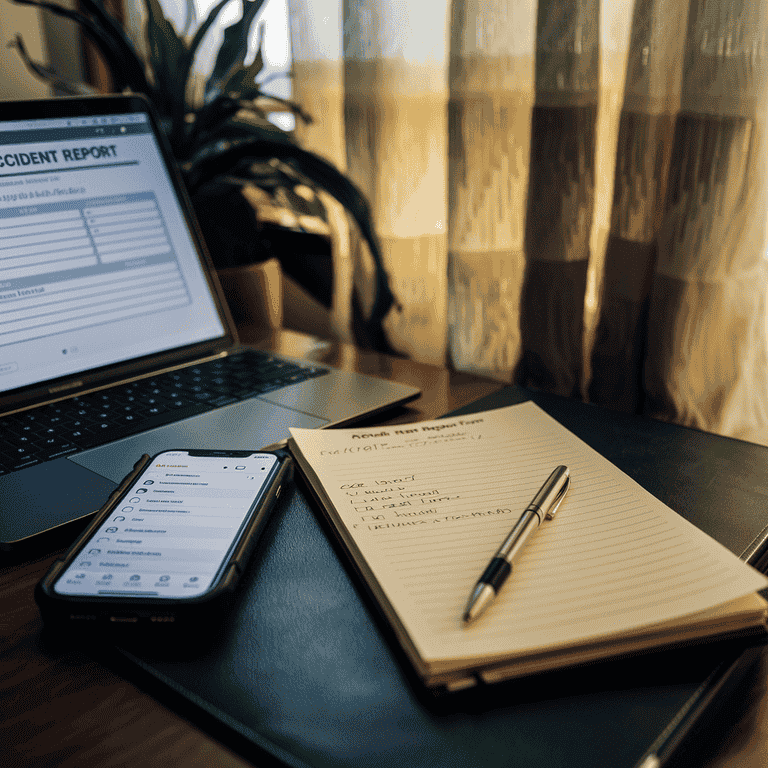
[36,448,292,628]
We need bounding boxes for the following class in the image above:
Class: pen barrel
[496,508,541,562]
[479,557,512,591]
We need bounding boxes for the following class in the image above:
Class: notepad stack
[289,402,768,690]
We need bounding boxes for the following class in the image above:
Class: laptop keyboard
[0,349,328,474]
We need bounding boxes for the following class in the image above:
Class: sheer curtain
[287,0,768,444]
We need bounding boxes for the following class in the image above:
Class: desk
[0,328,766,768]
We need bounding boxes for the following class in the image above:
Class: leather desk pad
[109,387,768,768]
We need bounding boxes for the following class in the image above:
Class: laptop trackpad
[69,398,326,483]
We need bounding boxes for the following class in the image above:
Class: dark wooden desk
[1,328,766,768]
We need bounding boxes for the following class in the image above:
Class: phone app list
[57,459,270,598]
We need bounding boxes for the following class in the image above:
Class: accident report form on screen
[0,111,225,393]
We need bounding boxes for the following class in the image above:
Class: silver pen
[462,465,570,625]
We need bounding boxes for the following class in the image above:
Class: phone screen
[53,450,279,599]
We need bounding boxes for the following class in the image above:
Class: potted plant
[7,0,396,350]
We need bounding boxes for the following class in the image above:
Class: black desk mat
[109,387,768,768]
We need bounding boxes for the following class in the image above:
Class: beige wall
[0,4,51,100]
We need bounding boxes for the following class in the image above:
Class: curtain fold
[343,0,450,364]
[447,0,532,379]
[286,0,353,340]
[644,0,768,441]
[588,0,685,410]
[287,0,768,444]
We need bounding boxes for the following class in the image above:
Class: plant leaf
[10,0,149,93]
[181,0,197,36]
[191,105,291,151]
[221,24,263,97]
[185,94,243,153]
[177,0,232,109]
[142,0,189,128]
[9,35,98,95]
[240,94,313,125]
[185,0,234,55]
[184,136,395,336]
[76,0,150,91]
[205,0,267,104]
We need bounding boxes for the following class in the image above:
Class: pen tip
[462,584,495,626]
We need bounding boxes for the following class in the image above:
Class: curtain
[288,0,768,444]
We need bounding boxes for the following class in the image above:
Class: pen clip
[544,473,570,520]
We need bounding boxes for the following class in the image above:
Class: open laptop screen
[0,103,227,394]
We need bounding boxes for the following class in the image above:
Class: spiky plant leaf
[184,137,395,333]
[142,0,190,141]
[76,0,151,91]
[176,0,232,115]
[180,0,198,37]
[11,0,149,93]
[241,95,313,124]
[182,0,232,68]
[143,0,185,99]
[185,96,245,153]
[205,0,266,104]
[9,35,99,95]
[221,25,263,98]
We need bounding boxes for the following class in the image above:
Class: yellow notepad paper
[289,402,768,689]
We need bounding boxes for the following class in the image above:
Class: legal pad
[289,401,768,689]
[109,386,768,768]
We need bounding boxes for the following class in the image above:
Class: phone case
[35,448,293,630]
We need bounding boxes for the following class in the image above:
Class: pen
[462,465,570,625]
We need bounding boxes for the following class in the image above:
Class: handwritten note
[290,402,768,681]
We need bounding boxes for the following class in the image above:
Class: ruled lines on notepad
[345,454,713,638]
[289,402,768,661]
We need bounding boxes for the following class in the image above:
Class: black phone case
[34,448,293,630]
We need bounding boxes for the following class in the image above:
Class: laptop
[0,94,419,550]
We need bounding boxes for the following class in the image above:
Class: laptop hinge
[2,350,230,419]
[49,380,85,395]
